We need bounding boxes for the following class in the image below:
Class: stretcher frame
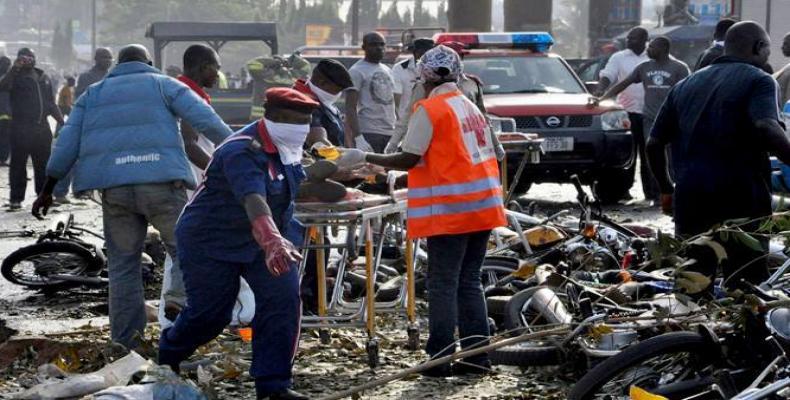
[295,199,419,368]
[498,135,544,203]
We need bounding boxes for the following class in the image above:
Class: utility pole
[91,0,97,54]
[37,0,43,51]
[351,0,360,45]
[447,0,492,32]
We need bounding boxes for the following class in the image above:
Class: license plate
[542,137,574,152]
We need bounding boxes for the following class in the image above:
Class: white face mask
[264,118,310,165]
[308,80,342,107]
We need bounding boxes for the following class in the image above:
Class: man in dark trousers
[694,18,736,71]
[292,59,355,312]
[596,27,649,202]
[75,47,113,98]
[33,44,232,350]
[159,44,226,325]
[648,21,790,287]
[159,88,316,400]
[598,36,690,202]
[350,46,507,376]
[0,56,11,166]
[0,48,63,210]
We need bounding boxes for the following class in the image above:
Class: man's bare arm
[306,126,331,148]
[646,137,673,194]
[594,77,612,97]
[394,93,402,116]
[365,152,421,171]
[756,118,790,165]
[600,74,638,101]
[181,120,211,170]
[344,90,361,147]
[243,193,272,220]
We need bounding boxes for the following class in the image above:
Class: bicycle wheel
[568,332,717,400]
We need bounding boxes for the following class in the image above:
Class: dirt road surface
[0,162,671,399]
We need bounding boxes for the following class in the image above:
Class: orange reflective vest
[407,89,507,239]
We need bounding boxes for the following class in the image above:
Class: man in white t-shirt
[345,32,397,153]
[596,27,649,202]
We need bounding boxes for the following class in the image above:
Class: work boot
[6,202,21,211]
[304,159,337,183]
[419,363,452,378]
[452,359,493,375]
[298,180,346,203]
[257,388,309,400]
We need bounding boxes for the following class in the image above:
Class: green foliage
[380,1,404,27]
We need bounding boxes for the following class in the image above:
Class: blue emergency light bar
[433,32,554,52]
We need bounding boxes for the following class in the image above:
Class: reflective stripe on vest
[408,176,501,199]
[406,89,506,239]
[408,192,503,218]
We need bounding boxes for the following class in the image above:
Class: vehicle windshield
[463,56,586,95]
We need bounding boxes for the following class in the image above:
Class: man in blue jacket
[32,44,233,349]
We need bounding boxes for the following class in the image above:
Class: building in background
[738,0,790,69]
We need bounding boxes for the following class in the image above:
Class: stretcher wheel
[366,338,380,369]
[407,325,420,351]
[319,329,331,345]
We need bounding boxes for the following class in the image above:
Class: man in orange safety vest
[344,45,507,376]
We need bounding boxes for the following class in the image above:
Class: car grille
[568,115,593,128]
[514,116,541,129]
[514,115,594,130]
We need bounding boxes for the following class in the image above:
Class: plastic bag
[17,352,148,400]
[159,256,255,330]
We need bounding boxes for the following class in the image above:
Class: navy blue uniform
[159,121,305,396]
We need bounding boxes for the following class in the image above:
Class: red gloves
[251,215,303,277]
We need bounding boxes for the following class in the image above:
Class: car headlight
[487,115,517,133]
[601,110,631,131]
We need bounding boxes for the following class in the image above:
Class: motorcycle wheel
[1,241,103,291]
[568,332,716,400]
[489,339,564,367]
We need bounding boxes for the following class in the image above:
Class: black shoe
[452,359,492,375]
[419,363,452,378]
[258,388,309,400]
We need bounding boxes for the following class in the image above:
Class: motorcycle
[567,259,790,400]
[1,214,162,292]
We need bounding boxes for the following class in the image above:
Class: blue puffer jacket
[47,62,233,191]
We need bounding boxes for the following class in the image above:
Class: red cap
[264,87,320,111]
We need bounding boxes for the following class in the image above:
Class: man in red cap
[159,87,317,400]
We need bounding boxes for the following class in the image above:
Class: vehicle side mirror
[585,81,599,93]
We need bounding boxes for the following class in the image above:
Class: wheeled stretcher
[295,191,419,368]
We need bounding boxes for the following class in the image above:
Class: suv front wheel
[593,168,634,204]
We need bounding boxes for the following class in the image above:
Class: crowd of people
[595,20,790,287]
[0,17,786,399]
